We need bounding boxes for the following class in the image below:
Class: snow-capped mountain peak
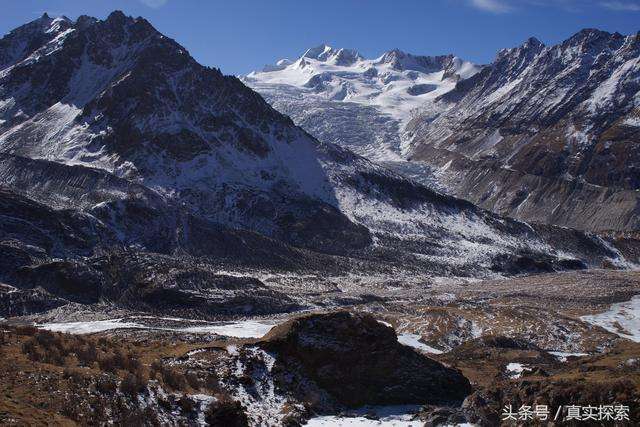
[375,49,453,74]
[245,45,481,160]
[0,13,74,69]
[301,44,332,60]
[404,29,640,232]
[0,11,621,281]
[301,44,363,65]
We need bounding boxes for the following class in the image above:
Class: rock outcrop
[261,311,472,407]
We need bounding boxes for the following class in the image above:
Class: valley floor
[1,269,639,425]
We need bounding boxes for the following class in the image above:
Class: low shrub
[119,372,147,397]
[16,325,38,336]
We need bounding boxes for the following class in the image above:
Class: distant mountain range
[246,30,640,233]
[0,12,634,317]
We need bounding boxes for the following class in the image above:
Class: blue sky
[1,0,639,75]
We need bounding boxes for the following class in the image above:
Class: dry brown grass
[0,326,226,425]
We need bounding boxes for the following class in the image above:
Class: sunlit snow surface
[38,318,279,338]
[580,295,640,342]
[38,319,144,334]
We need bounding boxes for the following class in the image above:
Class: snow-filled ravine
[580,295,640,342]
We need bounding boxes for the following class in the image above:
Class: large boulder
[260,311,472,407]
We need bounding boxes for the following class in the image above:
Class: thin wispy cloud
[139,0,168,8]
[470,0,514,13]
[464,0,640,13]
[599,1,640,10]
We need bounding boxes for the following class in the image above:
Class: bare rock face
[261,311,472,407]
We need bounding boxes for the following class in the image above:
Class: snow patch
[227,346,302,425]
[397,333,443,354]
[588,57,640,113]
[623,116,640,127]
[38,318,143,334]
[506,362,530,378]
[549,351,588,362]
[581,295,640,342]
[179,320,278,338]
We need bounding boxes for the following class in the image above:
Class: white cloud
[463,0,640,12]
[599,1,640,10]
[139,0,168,8]
[470,0,515,12]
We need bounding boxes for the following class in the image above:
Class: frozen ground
[581,295,640,342]
[304,405,422,427]
[38,315,454,354]
[26,270,640,358]
[38,318,280,338]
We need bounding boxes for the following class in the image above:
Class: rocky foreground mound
[259,311,472,408]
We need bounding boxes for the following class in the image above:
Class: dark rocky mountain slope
[0,12,633,318]
[249,31,640,233]
[408,30,640,232]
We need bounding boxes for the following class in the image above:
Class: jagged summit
[375,48,456,73]
[0,11,74,68]
[523,36,544,49]
[0,10,298,189]
[568,28,623,42]
[31,12,73,29]
[302,43,333,60]
[496,35,545,61]
[299,44,363,66]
